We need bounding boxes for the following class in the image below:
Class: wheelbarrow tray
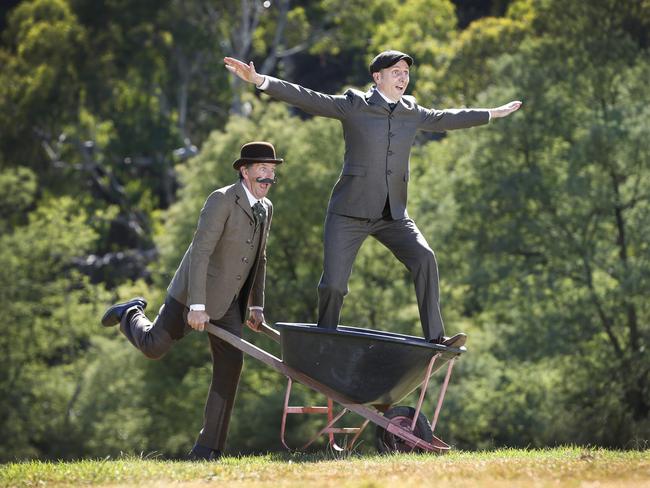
[275,322,459,405]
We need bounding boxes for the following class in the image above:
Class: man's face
[373,59,410,101]
[241,162,277,200]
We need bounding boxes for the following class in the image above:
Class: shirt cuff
[487,110,492,121]
[249,306,263,311]
[256,76,269,91]
[189,304,205,312]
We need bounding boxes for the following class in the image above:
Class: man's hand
[246,309,265,332]
[188,310,210,331]
[489,100,522,119]
[224,57,264,86]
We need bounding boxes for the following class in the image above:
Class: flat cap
[369,50,413,75]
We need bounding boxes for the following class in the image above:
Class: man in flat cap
[101,141,283,460]
[224,51,521,347]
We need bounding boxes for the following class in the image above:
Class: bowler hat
[369,50,413,75]
[233,141,283,170]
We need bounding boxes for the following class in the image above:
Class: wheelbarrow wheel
[375,406,433,454]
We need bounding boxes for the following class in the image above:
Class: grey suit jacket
[167,182,272,321]
[264,77,490,219]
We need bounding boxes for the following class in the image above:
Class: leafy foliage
[0,0,648,461]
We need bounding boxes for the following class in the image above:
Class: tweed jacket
[167,182,272,321]
[263,76,490,219]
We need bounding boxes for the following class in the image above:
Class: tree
[0,0,86,173]
[0,195,103,460]
[413,0,650,446]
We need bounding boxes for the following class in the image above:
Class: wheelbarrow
[205,321,465,454]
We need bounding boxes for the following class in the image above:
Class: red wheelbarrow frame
[206,322,461,453]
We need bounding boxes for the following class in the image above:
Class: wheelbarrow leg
[281,378,332,450]
[303,405,349,450]
[411,353,441,432]
[345,417,370,451]
[280,377,293,450]
[326,398,370,451]
[430,357,457,433]
[281,378,369,452]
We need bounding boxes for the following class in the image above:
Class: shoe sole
[101,297,147,327]
[443,335,467,348]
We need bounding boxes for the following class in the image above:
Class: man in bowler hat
[224,51,521,346]
[101,141,283,460]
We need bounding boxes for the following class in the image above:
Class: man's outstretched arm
[419,100,523,132]
[224,56,351,119]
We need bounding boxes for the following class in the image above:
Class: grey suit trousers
[120,294,243,452]
[317,212,444,341]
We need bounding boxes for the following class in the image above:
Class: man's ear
[372,72,380,84]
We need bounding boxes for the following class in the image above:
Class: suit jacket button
[246,239,252,244]
[387,150,394,156]
[236,275,241,280]
[242,257,249,263]
[389,132,395,137]
[387,169,393,175]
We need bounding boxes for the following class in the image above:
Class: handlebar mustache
[256,177,277,184]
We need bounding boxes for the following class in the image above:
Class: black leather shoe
[430,332,467,348]
[101,297,147,327]
[187,443,221,461]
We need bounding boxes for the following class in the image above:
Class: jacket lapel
[234,182,254,223]
[394,96,410,114]
[365,88,391,112]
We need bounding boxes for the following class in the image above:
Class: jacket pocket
[342,164,367,176]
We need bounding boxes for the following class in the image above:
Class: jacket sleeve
[248,203,272,308]
[418,106,490,132]
[188,191,229,306]
[263,76,353,120]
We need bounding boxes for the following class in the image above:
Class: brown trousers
[120,294,243,452]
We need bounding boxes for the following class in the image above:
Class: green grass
[1,447,649,487]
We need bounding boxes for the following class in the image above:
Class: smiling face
[373,59,410,102]
[240,162,277,200]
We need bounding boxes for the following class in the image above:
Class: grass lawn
[1,447,648,487]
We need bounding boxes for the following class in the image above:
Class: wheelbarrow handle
[259,322,281,344]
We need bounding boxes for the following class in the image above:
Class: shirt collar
[240,181,265,208]
[375,87,399,104]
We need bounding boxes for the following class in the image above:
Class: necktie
[252,201,266,227]
[388,102,397,111]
